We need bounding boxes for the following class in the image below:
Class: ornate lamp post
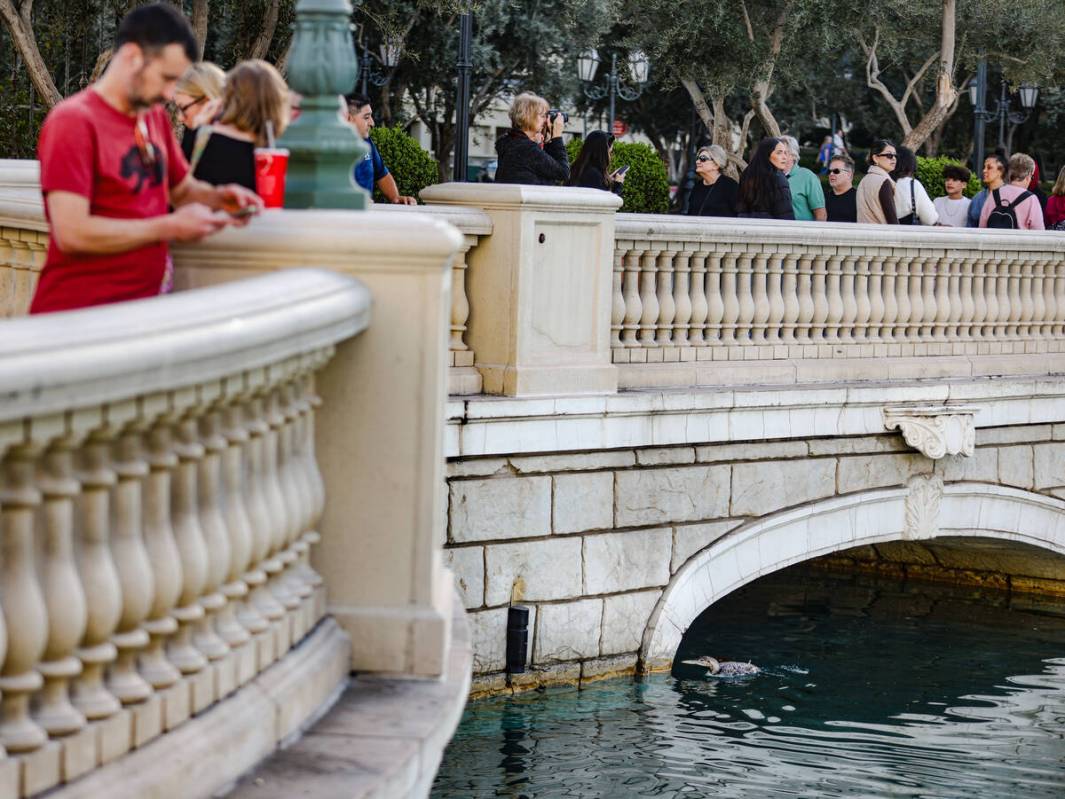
[280,0,368,210]
[577,48,650,132]
[968,55,1039,170]
[358,34,401,97]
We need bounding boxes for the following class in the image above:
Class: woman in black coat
[736,137,794,220]
[686,144,738,217]
[494,92,570,186]
[568,130,624,194]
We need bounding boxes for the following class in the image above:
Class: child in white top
[932,164,972,227]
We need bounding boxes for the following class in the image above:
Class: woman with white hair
[686,145,738,217]
[495,92,569,186]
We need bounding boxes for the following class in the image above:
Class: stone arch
[639,479,1065,670]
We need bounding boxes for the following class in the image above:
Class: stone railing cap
[421,182,624,213]
[371,202,493,237]
[0,268,371,422]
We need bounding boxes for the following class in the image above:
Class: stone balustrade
[612,215,1065,387]
[0,268,370,797]
[0,161,46,318]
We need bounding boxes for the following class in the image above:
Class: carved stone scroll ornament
[883,405,978,459]
[904,474,943,541]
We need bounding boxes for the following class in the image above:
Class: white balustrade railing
[613,215,1065,382]
[0,268,369,795]
[0,164,47,318]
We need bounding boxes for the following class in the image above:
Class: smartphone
[615,164,631,176]
[230,205,260,219]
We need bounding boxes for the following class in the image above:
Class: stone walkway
[226,595,472,799]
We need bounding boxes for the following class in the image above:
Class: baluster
[71,432,122,721]
[947,256,964,341]
[621,249,642,347]
[263,388,301,631]
[192,404,231,665]
[854,254,873,342]
[219,400,265,642]
[960,257,977,340]
[905,255,924,341]
[780,254,799,344]
[879,255,898,343]
[688,252,709,346]
[298,369,328,622]
[824,254,844,342]
[810,254,829,342]
[1039,257,1055,338]
[704,253,725,344]
[279,380,315,623]
[765,252,785,344]
[894,257,911,343]
[1005,255,1022,337]
[720,252,739,344]
[750,252,771,343]
[637,248,660,346]
[139,418,182,690]
[0,444,49,751]
[35,436,88,735]
[167,414,208,676]
[918,255,936,339]
[449,238,473,354]
[1019,257,1036,339]
[672,250,693,347]
[107,425,155,705]
[933,256,951,341]
[611,247,627,349]
[982,257,999,340]
[994,256,1011,338]
[839,254,858,343]
[734,252,755,343]
[1053,258,1065,336]
[654,250,676,347]
[796,255,815,342]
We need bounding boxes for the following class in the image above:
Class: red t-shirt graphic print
[30,88,189,314]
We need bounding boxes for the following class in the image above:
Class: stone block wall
[446,424,1065,696]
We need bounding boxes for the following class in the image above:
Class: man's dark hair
[346,93,371,112]
[116,3,197,62]
[943,164,971,183]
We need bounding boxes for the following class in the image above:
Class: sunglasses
[877,152,898,160]
[134,114,157,171]
[827,167,849,175]
[695,155,712,163]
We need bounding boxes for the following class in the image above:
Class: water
[433,569,1065,798]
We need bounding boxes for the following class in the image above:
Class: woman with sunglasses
[568,130,626,193]
[856,139,900,224]
[174,62,225,159]
[736,138,794,220]
[686,145,738,217]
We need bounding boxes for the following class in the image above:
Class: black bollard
[506,605,529,674]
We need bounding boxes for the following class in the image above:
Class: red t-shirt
[30,89,189,314]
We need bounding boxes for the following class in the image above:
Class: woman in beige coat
[856,139,900,224]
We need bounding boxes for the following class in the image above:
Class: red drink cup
[254,147,289,208]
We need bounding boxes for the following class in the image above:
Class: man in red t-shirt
[30,3,262,314]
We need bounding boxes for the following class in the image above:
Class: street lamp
[578,48,650,134]
[357,35,401,97]
[968,55,1039,169]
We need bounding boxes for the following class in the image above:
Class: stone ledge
[49,618,351,799]
[225,591,472,799]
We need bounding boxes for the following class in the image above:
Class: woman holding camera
[568,130,625,193]
[495,92,570,185]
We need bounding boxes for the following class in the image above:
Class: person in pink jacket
[978,152,1045,230]
[1045,167,1065,230]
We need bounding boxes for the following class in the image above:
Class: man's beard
[129,68,163,110]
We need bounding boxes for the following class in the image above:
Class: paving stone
[485,538,582,606]
[553,472,613,534]
[583,529,671,594]
[450,476,551,542]
[615,464,731,527]
[730,458,836,516]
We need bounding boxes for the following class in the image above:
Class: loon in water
[681,656,760,677]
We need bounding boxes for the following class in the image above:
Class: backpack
[986,187,1033,230]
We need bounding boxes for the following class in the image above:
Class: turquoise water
[433,570,1065,798]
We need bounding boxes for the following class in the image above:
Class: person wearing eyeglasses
[29,3,261,315]
[856,139,900,224]
[685,145,738,217]
[174,62,225,158]
[823,153,857,223]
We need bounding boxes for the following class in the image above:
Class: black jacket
[737,170,794,220]
[573,165,622,194]
[495,129,570,186]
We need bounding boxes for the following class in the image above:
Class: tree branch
[246,0,281,61]
[1,0,63,107]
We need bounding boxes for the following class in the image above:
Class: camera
[548,109,569,124]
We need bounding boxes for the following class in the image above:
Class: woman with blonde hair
[494,91,569,185]
[186,59,290,192]
[1044,167,1065,230]
[174,61,225,157]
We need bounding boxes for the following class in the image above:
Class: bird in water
[681,656,760,677]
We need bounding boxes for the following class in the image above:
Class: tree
[0,0,62,109]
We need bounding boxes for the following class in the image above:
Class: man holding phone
[30,3,262,315]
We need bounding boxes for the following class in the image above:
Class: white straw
[265,120,276,149]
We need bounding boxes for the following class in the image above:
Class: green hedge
[370,126,438,203]
[915,156,982,200]
[566,138,670,214]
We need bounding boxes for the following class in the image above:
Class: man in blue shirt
[346,93,416,205]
